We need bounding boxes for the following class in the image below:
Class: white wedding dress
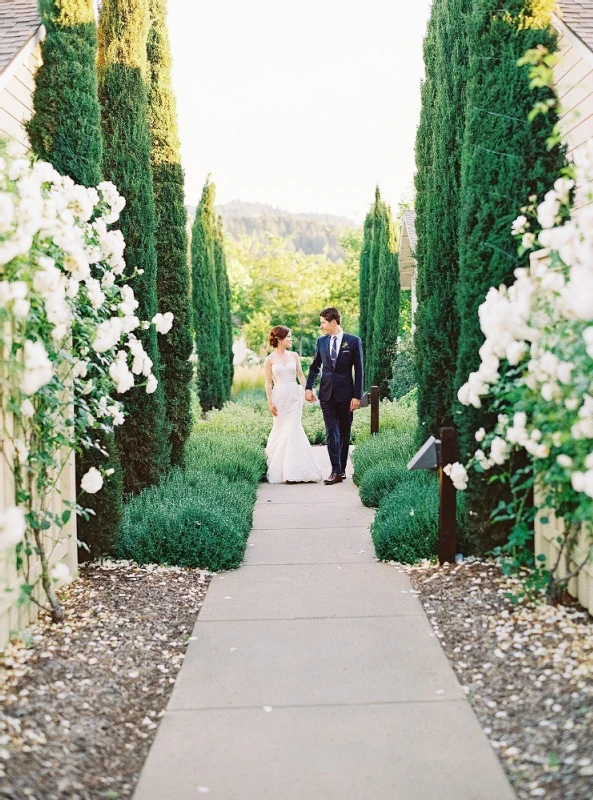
[266,359,323,484]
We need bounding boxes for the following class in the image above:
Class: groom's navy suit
[306,333,364,475]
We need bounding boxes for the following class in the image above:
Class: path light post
[359,385,380,434]
[408,427,458,565]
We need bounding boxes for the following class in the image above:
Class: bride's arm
[295,353,307,388]
[264,358,278,417]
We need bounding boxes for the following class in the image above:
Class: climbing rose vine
[451,134,593,598]
[0,143,173,621]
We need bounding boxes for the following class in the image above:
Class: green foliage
[77,430,124,559]
[351,388,418,447]
[390,335,417,400]
[28,0,124,549]
[455,0,565,550]
[184,430,266,485]
[414,0,471,440]
[98,0,170,493]
[359,461,410,508]
[214,201,357,263]
[371,474,439,563]
[146,0,193,467]
[215,217,234,401]
[118,400,265,571]
[27,0,102,187]
[359,188,399,394]
[117,468,256,571]
[227,234,360,357]
[191,179,224,411]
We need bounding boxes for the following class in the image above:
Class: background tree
[455,0,565,549]
[215,216,234,400]
[372,233,400,399]
[191,179,223,411]
[359,188,398,391]
[146,0,193,466]
[413,0,471,440]
[98,0,170,493]
[28,0,123,559]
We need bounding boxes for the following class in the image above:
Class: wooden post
[370,385,379,435]
[438,427,458,565]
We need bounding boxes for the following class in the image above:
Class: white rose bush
[453,128,593,599]
[0,143,173,621]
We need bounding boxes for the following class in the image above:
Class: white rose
[556,454,572,468]
[0,506,26,549]
[571,471,585,492]
[146,374,158,394]
[490,436,509,466]
[0,192,15,232]
[475,428,486,443]
[109,355,134,394]
[511,215,528,236]
[22,339,54,395]
[80,467,103,494]
[20,398,35,417]
[443,462,468,491]
[505,340,527,366]
[152,311,174,335]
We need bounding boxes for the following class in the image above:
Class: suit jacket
[306,332,364,403]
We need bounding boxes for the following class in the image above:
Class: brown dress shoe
[324,472,343,485]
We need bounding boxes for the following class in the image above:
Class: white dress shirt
[330,330,344,362]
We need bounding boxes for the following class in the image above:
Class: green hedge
[116,401,266,571]
[371,473,438,563]
[117,468,256,571]
[354,390,440,563]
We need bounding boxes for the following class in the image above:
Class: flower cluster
[455,137,593,541]
[0,145,173,614]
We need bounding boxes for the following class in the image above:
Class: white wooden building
[0,0,42,154]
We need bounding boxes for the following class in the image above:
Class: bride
[264,326,323,484]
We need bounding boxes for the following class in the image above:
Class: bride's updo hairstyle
[269,325,290,348]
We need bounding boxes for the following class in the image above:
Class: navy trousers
[320,397,353,474]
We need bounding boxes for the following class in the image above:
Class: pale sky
[167,0,432,224]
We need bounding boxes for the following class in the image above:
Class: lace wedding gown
[266,359,323,484]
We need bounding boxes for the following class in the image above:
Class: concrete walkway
[133,448,515,800]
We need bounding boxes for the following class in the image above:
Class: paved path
[134,448,515,800]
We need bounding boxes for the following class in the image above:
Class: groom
[305,307,364,485]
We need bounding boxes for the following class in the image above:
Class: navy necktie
[331,336,338,367]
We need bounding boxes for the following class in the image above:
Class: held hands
[350,398,361,412]
[305,389,316,403]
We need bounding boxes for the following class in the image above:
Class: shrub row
[352,390,439,563]
[116,401,267,572]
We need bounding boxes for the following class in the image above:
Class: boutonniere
[341,342,350,351]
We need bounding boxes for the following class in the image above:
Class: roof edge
[0,23,44,93]
[552,12,593,71]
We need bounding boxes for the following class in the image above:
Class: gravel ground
[406,558,593,800]
[0,561,211,800]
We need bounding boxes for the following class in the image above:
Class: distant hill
[188,201,360,263]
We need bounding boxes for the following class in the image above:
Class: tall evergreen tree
[359,188,398,391]
[372,233,400,400]
[413,0,471,439]
[191,179,223,411]
[146,0,193,466]
[455,0,565,549]
[98,0,170,493]
[215,216,234,401]
[28,0,123,559]
[358,209,373,360]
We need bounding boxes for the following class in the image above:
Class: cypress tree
[27,0,123,558]
[372,231,400,400]
[98,0,171,493]
[146,0,193,466]
[191,179,223,411]
[358,209,373,362]
[413,0,471,439]
[214,216,234,401]
[455,0,565,549]
[359,189,398,390]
